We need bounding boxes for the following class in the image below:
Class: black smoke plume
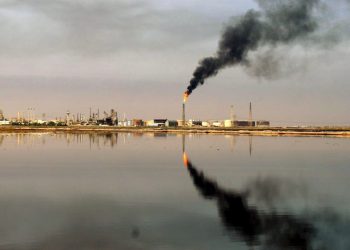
[186,0,320,95]
[185,156,315,249]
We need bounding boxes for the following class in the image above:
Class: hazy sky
[1,0,350,125]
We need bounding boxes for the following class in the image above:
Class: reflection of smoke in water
[183,153,315,249]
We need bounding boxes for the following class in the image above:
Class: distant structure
[212,121,223,127]
[0,109,10,125]
[223,102,270,128]
[66,111,71,126]
[105,109,118,125]
[188,120,202,127]
[234,120,256,127]
[165,120,178,127]
[182,103,185,126]
[178,103,186,127]
[225,105,236,127]
[0,102,270,128]
[132,119,144,127]
[86,108,118,125]
[249,102,253,126]
[256,120,270,127]
[146,119,167,127]
[27,107,35,122]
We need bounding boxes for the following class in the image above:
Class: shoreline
[1,126,350,138]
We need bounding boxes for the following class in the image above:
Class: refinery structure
[0,103,270,128]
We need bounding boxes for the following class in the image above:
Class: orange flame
[183,92,189,103]
[183,152,189,168]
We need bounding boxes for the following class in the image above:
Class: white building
[145,119,167,127]
[202,121,210,127]
[118,120,133,127]
[0,120,10,125]
[212,121,223,127]
[224,120,234,127]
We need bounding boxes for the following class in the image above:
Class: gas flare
[183,92,189,103]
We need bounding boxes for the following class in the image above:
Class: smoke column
[185,0,321,96]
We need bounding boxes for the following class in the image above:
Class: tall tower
[66,111,70,126]
[182,93,188,127]
[249,102,253,126]
[182,103,185,126]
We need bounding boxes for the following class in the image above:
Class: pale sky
[1,0,350,126]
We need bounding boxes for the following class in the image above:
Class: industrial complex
[2,105,350,138]
[0,103,270,128]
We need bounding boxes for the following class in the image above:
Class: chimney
[182,103,186,126]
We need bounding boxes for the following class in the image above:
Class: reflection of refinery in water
[0,133,254,155]
[0,133,118,149]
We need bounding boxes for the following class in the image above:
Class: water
[0,132,349,250]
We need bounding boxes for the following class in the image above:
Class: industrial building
[177,120,186,127]
[165,120,178,127]
[224,120,234,127]
[132,119,144,127]
[0,120,10,125]
[188,120,202,127]
[0,109,9,125]
[234,120,256,127]
[118,119,144,127]
[256,120,270,127]
[87,109,118,126]
[145,119,167,127]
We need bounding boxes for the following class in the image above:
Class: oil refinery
[0,103,270,129]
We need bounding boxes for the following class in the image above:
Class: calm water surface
[0,133,349,250]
